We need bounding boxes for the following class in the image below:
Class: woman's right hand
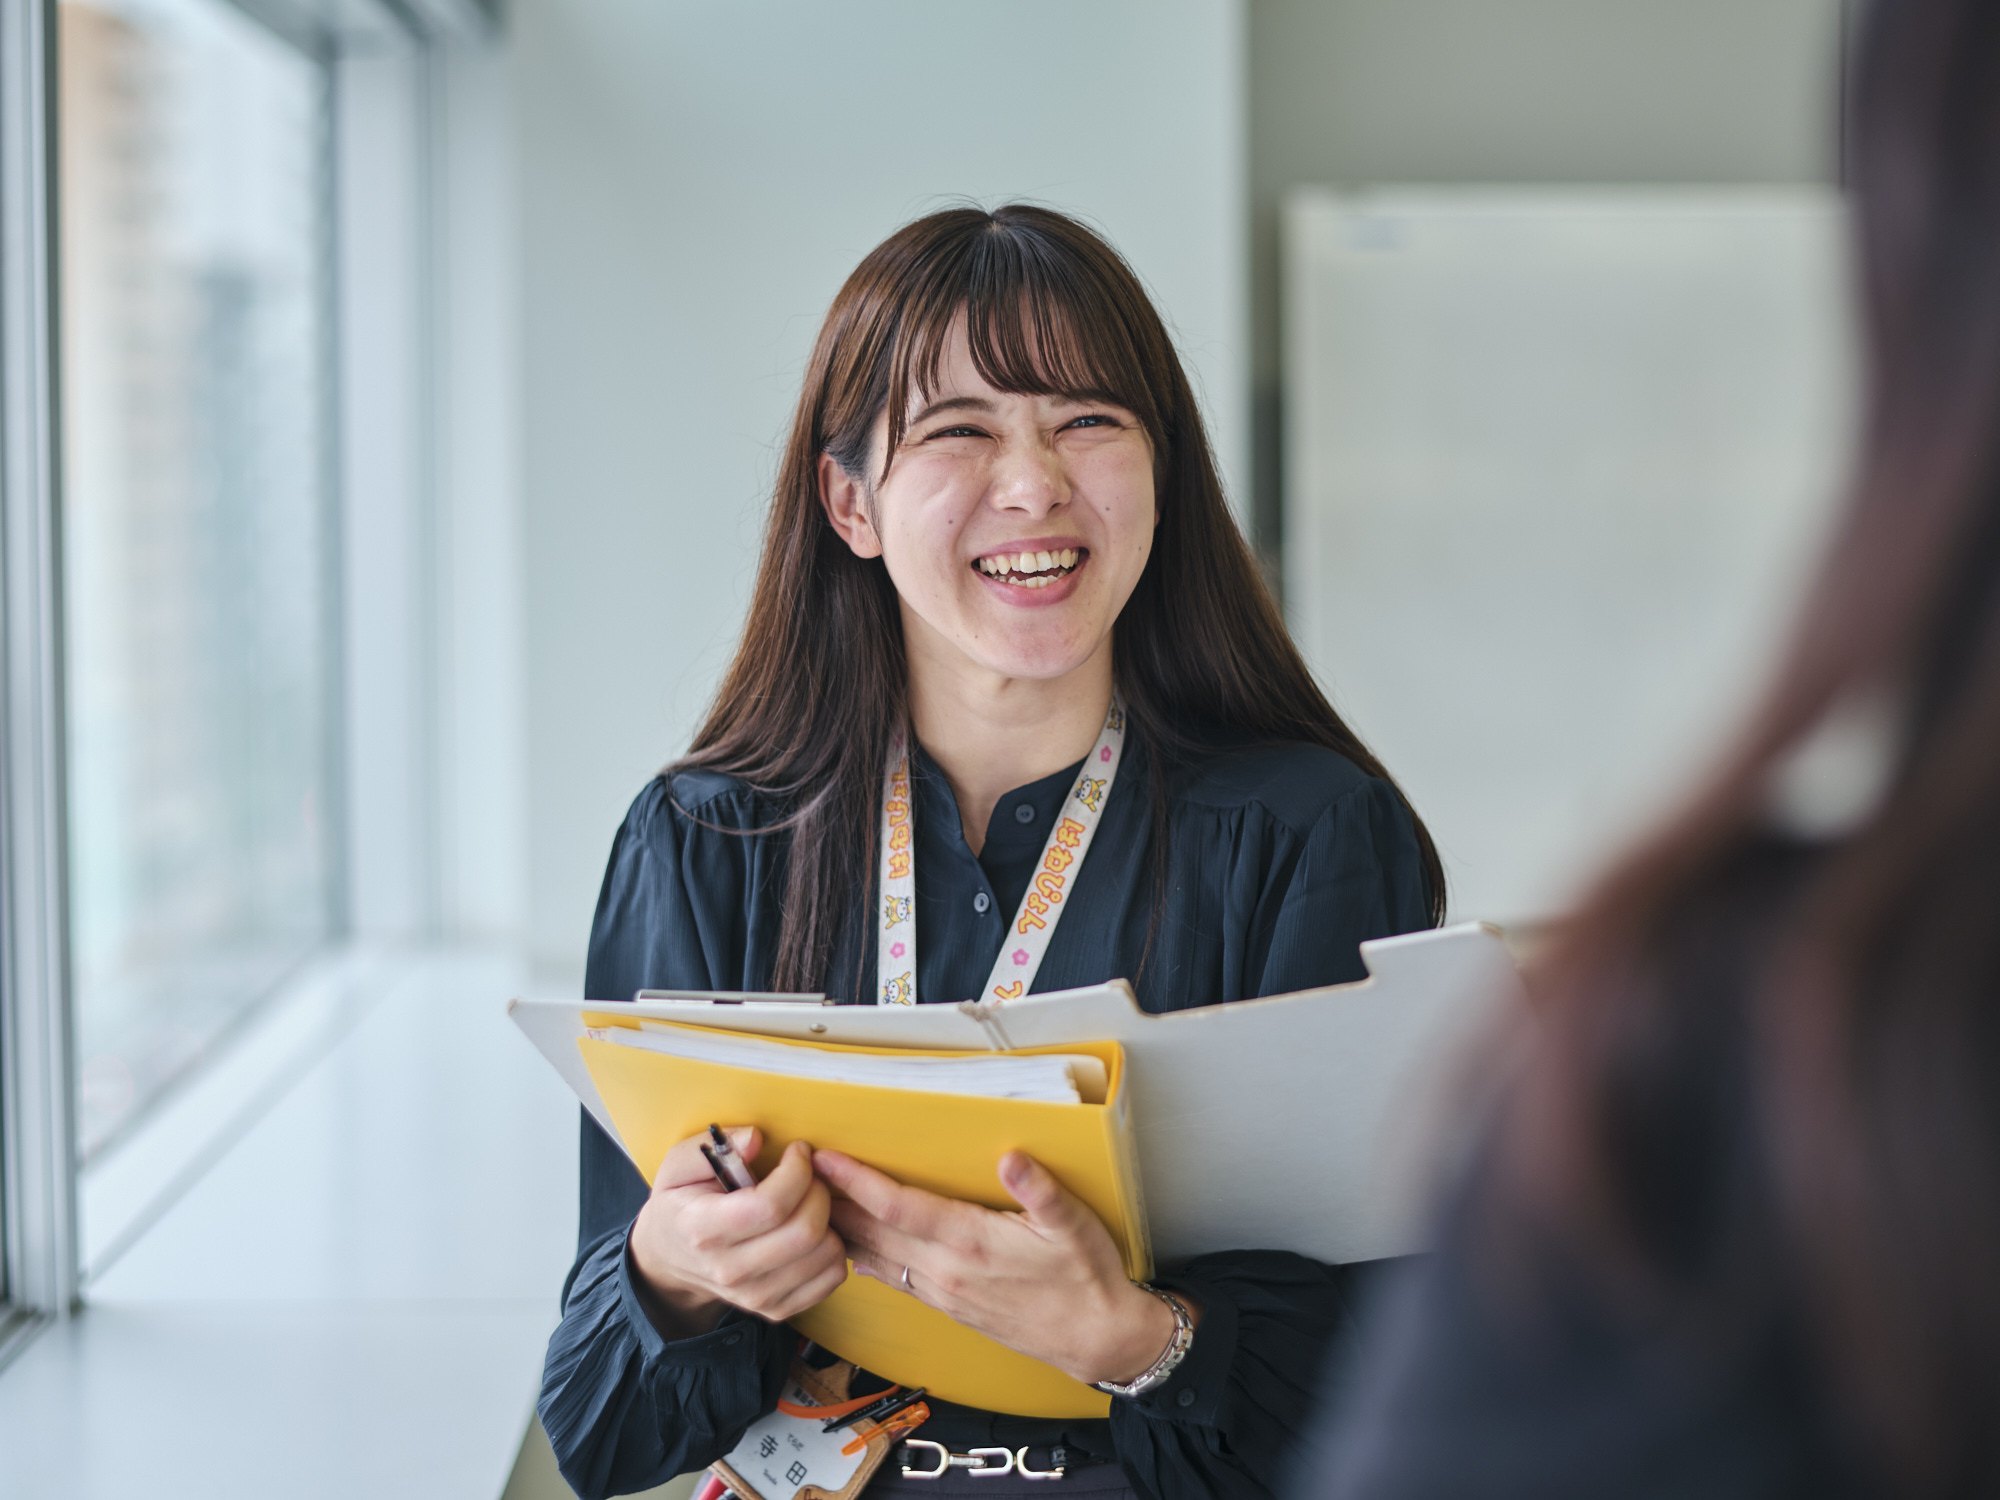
[628,1127,849,1336]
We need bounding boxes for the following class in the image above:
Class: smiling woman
[682,204,1443,994]
[539,204,1445,1500]
[817,323,1160,853]
[823,357,1153,695]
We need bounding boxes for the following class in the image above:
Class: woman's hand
[628,1128,848,1337]
[813,1148,1190,1387]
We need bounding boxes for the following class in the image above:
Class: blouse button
[1176,1389,1196,1409]
[1014,803,1035,824]
[973,891,992,914]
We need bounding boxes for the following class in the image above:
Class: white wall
[507,0,1248,976]
[1284,189,1853,925]
[1244,0,1845,546]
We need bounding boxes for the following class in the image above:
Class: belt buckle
[956,1446,1016,1478]
[1014,1446,1067,1480]
[896,1441,1024,1480]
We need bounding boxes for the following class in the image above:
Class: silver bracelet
[1091,1283,1195,1398]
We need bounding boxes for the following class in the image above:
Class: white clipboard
[508,921,1522,1264]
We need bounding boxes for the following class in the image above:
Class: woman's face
[821,323,1158,687]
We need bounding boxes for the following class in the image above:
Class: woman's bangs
[882,244,1158,458]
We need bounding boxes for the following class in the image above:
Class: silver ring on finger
[900,1264,913,1291]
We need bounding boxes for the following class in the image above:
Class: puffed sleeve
[1105,775,1433,1498]
[538,780,790,1499]
[1252,775,1431,996]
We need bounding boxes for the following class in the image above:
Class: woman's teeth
[976,548,1081,588]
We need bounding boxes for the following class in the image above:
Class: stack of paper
[588,1022,1107,1103]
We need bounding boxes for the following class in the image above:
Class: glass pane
[58,0,336,1160]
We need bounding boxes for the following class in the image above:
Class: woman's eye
[925,425,985,441]
[1065,413,1119,430]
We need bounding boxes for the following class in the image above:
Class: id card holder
[711,1357,926,1500]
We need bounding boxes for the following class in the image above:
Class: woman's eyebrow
[907,394,996,426]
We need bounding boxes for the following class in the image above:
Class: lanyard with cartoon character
[876,696,1126,1007]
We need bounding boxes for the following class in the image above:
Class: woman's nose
[990,441,1069,516]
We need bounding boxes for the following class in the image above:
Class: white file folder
[509,921,1522,1264]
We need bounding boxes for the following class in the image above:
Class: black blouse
[538,734,1433,1500]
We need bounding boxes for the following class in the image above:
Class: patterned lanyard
[877,697,1127,1006]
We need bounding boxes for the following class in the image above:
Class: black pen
[823,1385,927,1433]
[702,1123,757,1192]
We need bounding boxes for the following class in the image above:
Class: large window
[2,0,483,1345]
[56,0,338,1161]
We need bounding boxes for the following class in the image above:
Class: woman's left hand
[812,1147,1186,1388]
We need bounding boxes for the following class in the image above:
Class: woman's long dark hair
[671,203,1444,996]
[1507,1,2000,1489]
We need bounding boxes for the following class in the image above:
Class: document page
[584,1022,1106,1103]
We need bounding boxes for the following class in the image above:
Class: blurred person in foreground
[1300,2,2000,1496]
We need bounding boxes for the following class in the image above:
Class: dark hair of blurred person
[1304,2,2000,1496]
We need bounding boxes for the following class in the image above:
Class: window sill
[0,945,579,1499]
[0,1307,43,1377]
[82,944,403,1283]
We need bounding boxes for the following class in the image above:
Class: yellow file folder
[576,1019,1151,1419]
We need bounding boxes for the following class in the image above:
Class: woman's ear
[817,452,884,559]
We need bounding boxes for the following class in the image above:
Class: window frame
[1,0,81,1355]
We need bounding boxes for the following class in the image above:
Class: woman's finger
[710,1139,813,1241]
[654,1125,761,1192]
[734,1228,847,1318]
[811,1149,895,1205]
[796,1174,833,1239]
[730,1176,837,1284]
[997,1151,1090,1240]
[850,1259,906,1291]
[770,1251,851,1323]
[828,1198,919,1273]
[815,1150,961,1244]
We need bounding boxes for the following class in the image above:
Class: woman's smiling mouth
[972,545,1088,590]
